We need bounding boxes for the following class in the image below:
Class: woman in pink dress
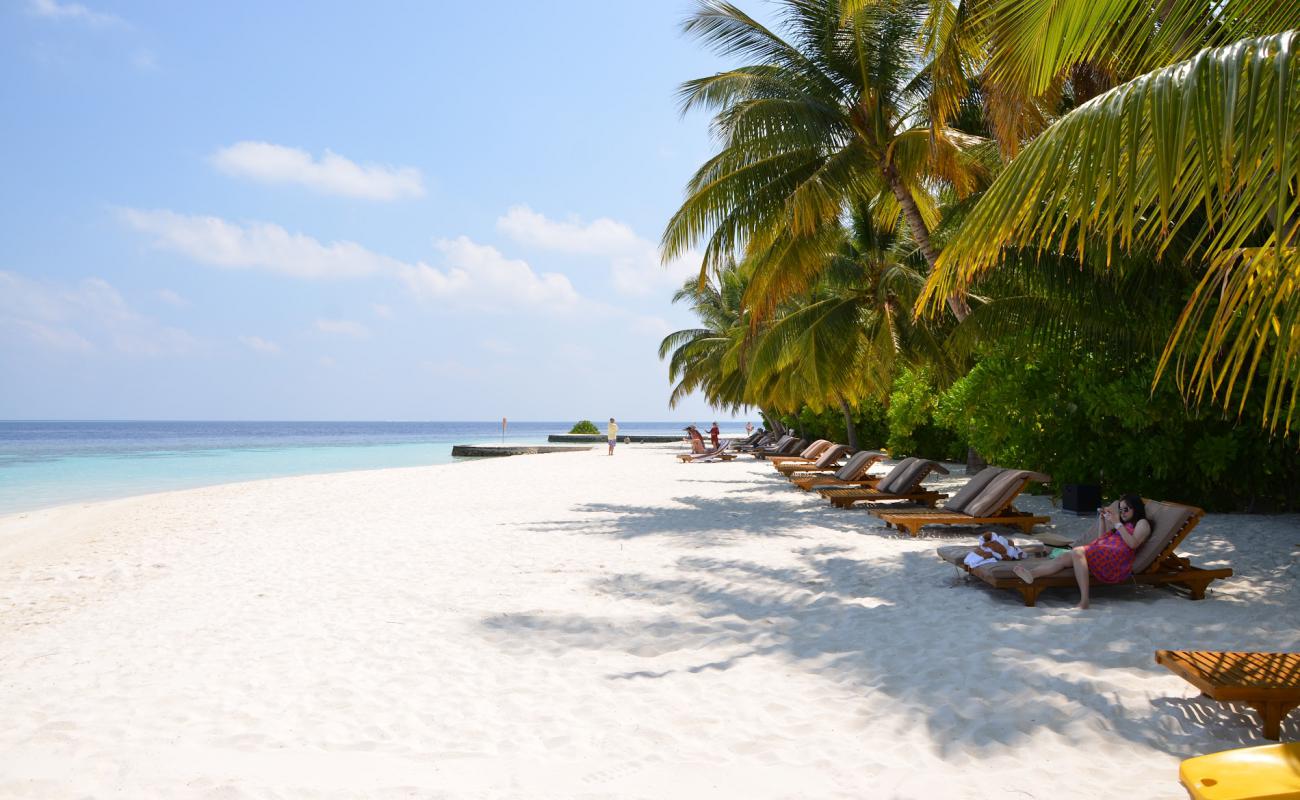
[1012,494,1151,609]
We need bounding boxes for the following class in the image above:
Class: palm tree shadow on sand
[488,497,1292,757]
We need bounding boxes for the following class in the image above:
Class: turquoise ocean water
[0,421,720,516]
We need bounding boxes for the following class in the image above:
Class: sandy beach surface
[1,444,1296,799]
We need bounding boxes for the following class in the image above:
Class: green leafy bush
[887,368,967,460]
[933,345,1300,511]
[778,403,888,449]
[568,420,599,434]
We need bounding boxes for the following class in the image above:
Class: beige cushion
[942,467,1005,513]
[964,470,1035,518]
[1132,500,1195,573]
[799,440,831,459]
[833,451,878,481]
[811,444,848,469]
[936,544,1053,582]
[875,457,918,495]
[891,459,943,495]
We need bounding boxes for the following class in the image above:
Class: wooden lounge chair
[816,458,950,508]
[1156,650,1299,741]
[748,434,795,459]
[872,467,1051,536]
[787,451,887,491]
[770,439,833,467]
[775,444,850,475]
[735,431,774,452]
[1179,742,1300,798]
[937,498,1234,606]
[755,437,807,460]
[679,440,736,463]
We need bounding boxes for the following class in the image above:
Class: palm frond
[923,31,1299,428]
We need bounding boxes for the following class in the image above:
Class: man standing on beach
[709,422,720,449]
[745,421,753,437]
[607,418,618,455]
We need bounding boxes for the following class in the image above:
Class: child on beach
[607,418,618,455]
[1012,494,1151,609]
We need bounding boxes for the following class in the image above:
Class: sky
[0,0,767,422]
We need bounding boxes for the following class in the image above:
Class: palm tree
[662,0,991,321]
[658,266,758,417]
[922,28,1300,432]
[744,212,950,447]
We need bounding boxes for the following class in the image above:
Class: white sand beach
[1,445,1296,799]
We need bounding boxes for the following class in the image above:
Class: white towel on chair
[962,532,1025,568]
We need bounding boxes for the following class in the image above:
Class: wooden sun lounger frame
[879,506,1050,536]
[816,486,947,509]
[1156,650,1300,740]
[790,474,882,492]
[775,456,848,475]
[752,438,806,460]
[769,441,832,467]
[871,471,1050,537]
[677,442,736,462]
[950,503,1232,606]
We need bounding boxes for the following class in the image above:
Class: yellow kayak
[1180,743,1300,799]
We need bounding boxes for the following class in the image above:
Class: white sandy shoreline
[1,445,1296,798]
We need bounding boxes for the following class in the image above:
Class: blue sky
[0,1,763,422]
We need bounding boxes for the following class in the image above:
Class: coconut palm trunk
[883,164,970,321]
[838,396,859,450]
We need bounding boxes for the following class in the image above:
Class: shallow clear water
[0,420,707,515]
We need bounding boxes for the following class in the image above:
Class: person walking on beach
[745,421,753,437]
[1012,494,1151,609]
[709,422,720,449]
[607,418,618,455]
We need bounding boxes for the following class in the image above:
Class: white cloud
[314,318,370,338]
[120,208,400,279]
[156,288,188,307]
[371,303,393,318]
[239,335,281,355]
[210,141,425,201]
[120,209,583,314]
[0,271,194,356]
[496,205,701,295]
[29,0,125,27]
[397,236,580,311]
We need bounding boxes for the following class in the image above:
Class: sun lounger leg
[900,521,921,537]
[1249,701,1297,741]
[1183,577,1211,600]
[1017,584,1043,607]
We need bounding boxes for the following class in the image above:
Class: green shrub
[778,403,889,449]
[886,368,967,460]
[568,420,599,434]
[933,345,1300,511]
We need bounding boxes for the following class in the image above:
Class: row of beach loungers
[674,431,1299,761]
[683,433,1234,607]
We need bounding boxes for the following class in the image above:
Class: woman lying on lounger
[1013,494,1151,609]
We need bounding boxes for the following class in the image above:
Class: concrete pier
[451,444,593,458]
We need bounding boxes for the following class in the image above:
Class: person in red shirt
[709,422,720,449]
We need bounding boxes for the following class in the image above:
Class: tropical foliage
[659,0,1300,510]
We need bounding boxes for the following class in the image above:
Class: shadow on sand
[486,491,1299,757]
